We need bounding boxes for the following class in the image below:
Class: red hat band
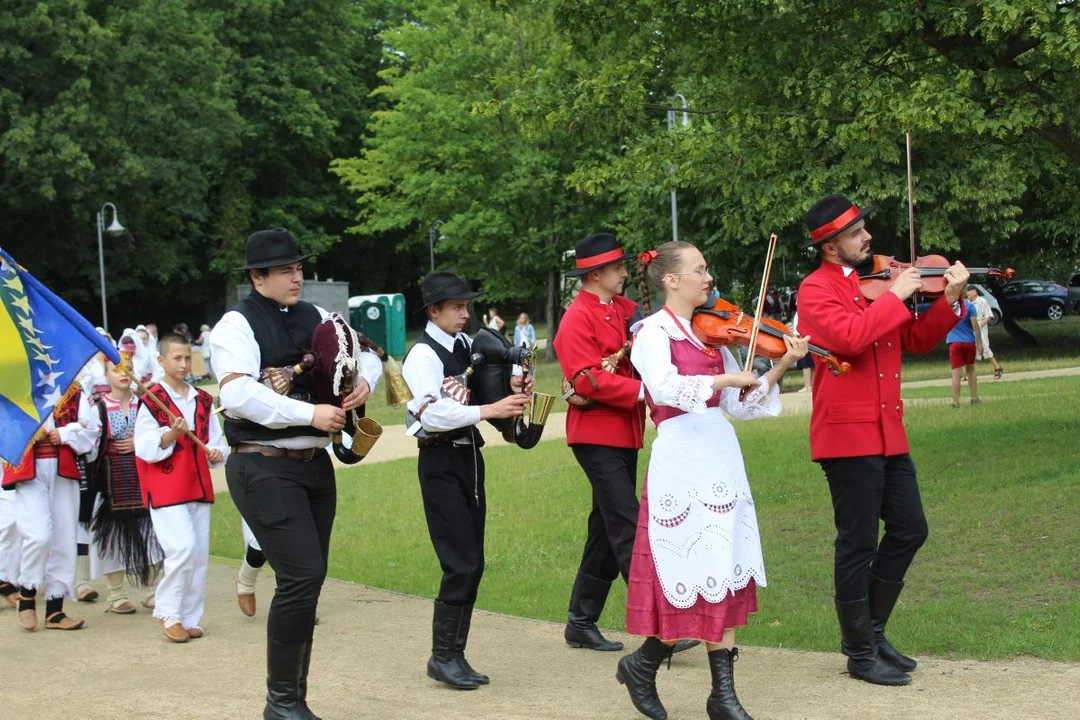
[810,205,861,242]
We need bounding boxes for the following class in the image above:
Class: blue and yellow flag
[0,248,122,465]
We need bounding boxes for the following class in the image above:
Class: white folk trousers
[0,487,21,584]
[13,461,79,599]
[149,502,210,629]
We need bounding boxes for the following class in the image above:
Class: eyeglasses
[667,268,711,279]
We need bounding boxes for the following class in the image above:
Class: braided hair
[635,241,694,316]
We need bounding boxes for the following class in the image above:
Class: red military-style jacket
[553,289,646,449]
[2,389,84,487]
[796,261,965,461]
[134,383,215,509]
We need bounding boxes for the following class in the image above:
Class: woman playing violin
[616,240,809,720]
[795,194,970,690]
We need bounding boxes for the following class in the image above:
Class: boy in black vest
[401,271,529,690]
[211,229,382,718]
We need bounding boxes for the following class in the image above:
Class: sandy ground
[9,367,1075,719]
[4,562,1077,720]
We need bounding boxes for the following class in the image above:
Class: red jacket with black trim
[553,290,646,449]
[134,383,216,508]
[796,261,965,460]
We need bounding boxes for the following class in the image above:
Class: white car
[970,283,1003,326]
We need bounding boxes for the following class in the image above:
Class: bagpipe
[219,313,413,464]
[468,328,555,450]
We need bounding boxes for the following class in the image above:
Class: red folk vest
[134,383,216,509]
[2,390,84,487]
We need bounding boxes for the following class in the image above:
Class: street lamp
[96,202,126,331]
[667,93,689,243]
[428,220,445,272]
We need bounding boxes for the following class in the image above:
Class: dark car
[1001,280,1071,321]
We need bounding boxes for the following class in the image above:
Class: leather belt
[233,444,322,463]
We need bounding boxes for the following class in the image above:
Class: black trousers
[819,454,929,602]
[418,443,486,605]
[570,444,640,584]
[227,451,336,646]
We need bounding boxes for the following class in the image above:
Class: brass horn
[504,391,556,449]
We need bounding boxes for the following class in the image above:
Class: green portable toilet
[357,301,388,351]
[348,292,407,357]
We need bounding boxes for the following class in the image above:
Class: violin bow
[744,232,779,373]
[905,129,920,319]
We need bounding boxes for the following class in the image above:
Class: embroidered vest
[134,384,215,508]
[408,332,483,448]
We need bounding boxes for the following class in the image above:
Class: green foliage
[331,0,611,306]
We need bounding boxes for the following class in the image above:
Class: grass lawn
[210,374,1080,662]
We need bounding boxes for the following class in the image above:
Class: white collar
[425,321,466,353]
[842,266,855,277]
[160,380,194,403]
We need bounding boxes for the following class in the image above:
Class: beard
[837,244,870,267]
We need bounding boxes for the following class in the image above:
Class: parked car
[916,283,1002,325]
[1068,271,1080,312]
[1001,279,1071,321]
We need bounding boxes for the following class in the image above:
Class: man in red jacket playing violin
[796,194,969,687]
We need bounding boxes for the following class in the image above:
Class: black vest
[223,291,328,445]
[410,332,483,447]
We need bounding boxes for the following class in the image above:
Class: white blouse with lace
[629,309,781,609]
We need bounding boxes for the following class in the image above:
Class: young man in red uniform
[795,194,969,687]
[556,233,701,654]
[134,333,227,643]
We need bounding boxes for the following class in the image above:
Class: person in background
[513,313,536,348]
[967,287,1003,380]
[197,324,214,382]
[486,307,506,337]
[144,323,159,356]
[947,293,983,408]
[791,312,814,393]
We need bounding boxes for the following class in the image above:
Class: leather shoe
[186,626,205,639]
[45,612,85,630]
[105,601,138,615]
[17,596,37,631]
[162,619,189,643]
[76,586,99,602]
[2,593,17,610]
[239,592,257,617]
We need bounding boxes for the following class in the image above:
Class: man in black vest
[401,271,529,690]
[210,229,382,719]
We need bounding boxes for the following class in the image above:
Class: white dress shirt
[209,301,383,450]
[403,321,484,438]
[134,381,228,467]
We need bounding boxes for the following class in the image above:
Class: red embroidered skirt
[625,477,758,643]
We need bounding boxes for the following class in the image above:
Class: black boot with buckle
[706,647,753,720]
[616,636,670,719]
[869,574,917,672]
[564,571,624,651]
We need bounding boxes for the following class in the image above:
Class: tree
[332,0,613,353]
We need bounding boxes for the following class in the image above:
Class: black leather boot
[427,601,479,690]
[455,603,489,684]
[565,571,624,651]
[835,598,912,686]
[615,637,670,719]
[869,574,917,672]
[672,639,701,654]
[264,639,308,719]
[706,648,753,720]
[296,640,320,720]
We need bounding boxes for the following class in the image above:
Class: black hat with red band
[804,194,876,248]
[565,232,636,277]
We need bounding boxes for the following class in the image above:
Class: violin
[856,254,1015,302]
[691,294,851,376]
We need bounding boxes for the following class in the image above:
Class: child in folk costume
[618,242,809,720]
[2,385,101,631]
[134,333,227,643]
[73,352,112,603]
[87,339,163,614]
[402,271,529,690]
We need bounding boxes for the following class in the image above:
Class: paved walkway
[6,562,1077,719]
